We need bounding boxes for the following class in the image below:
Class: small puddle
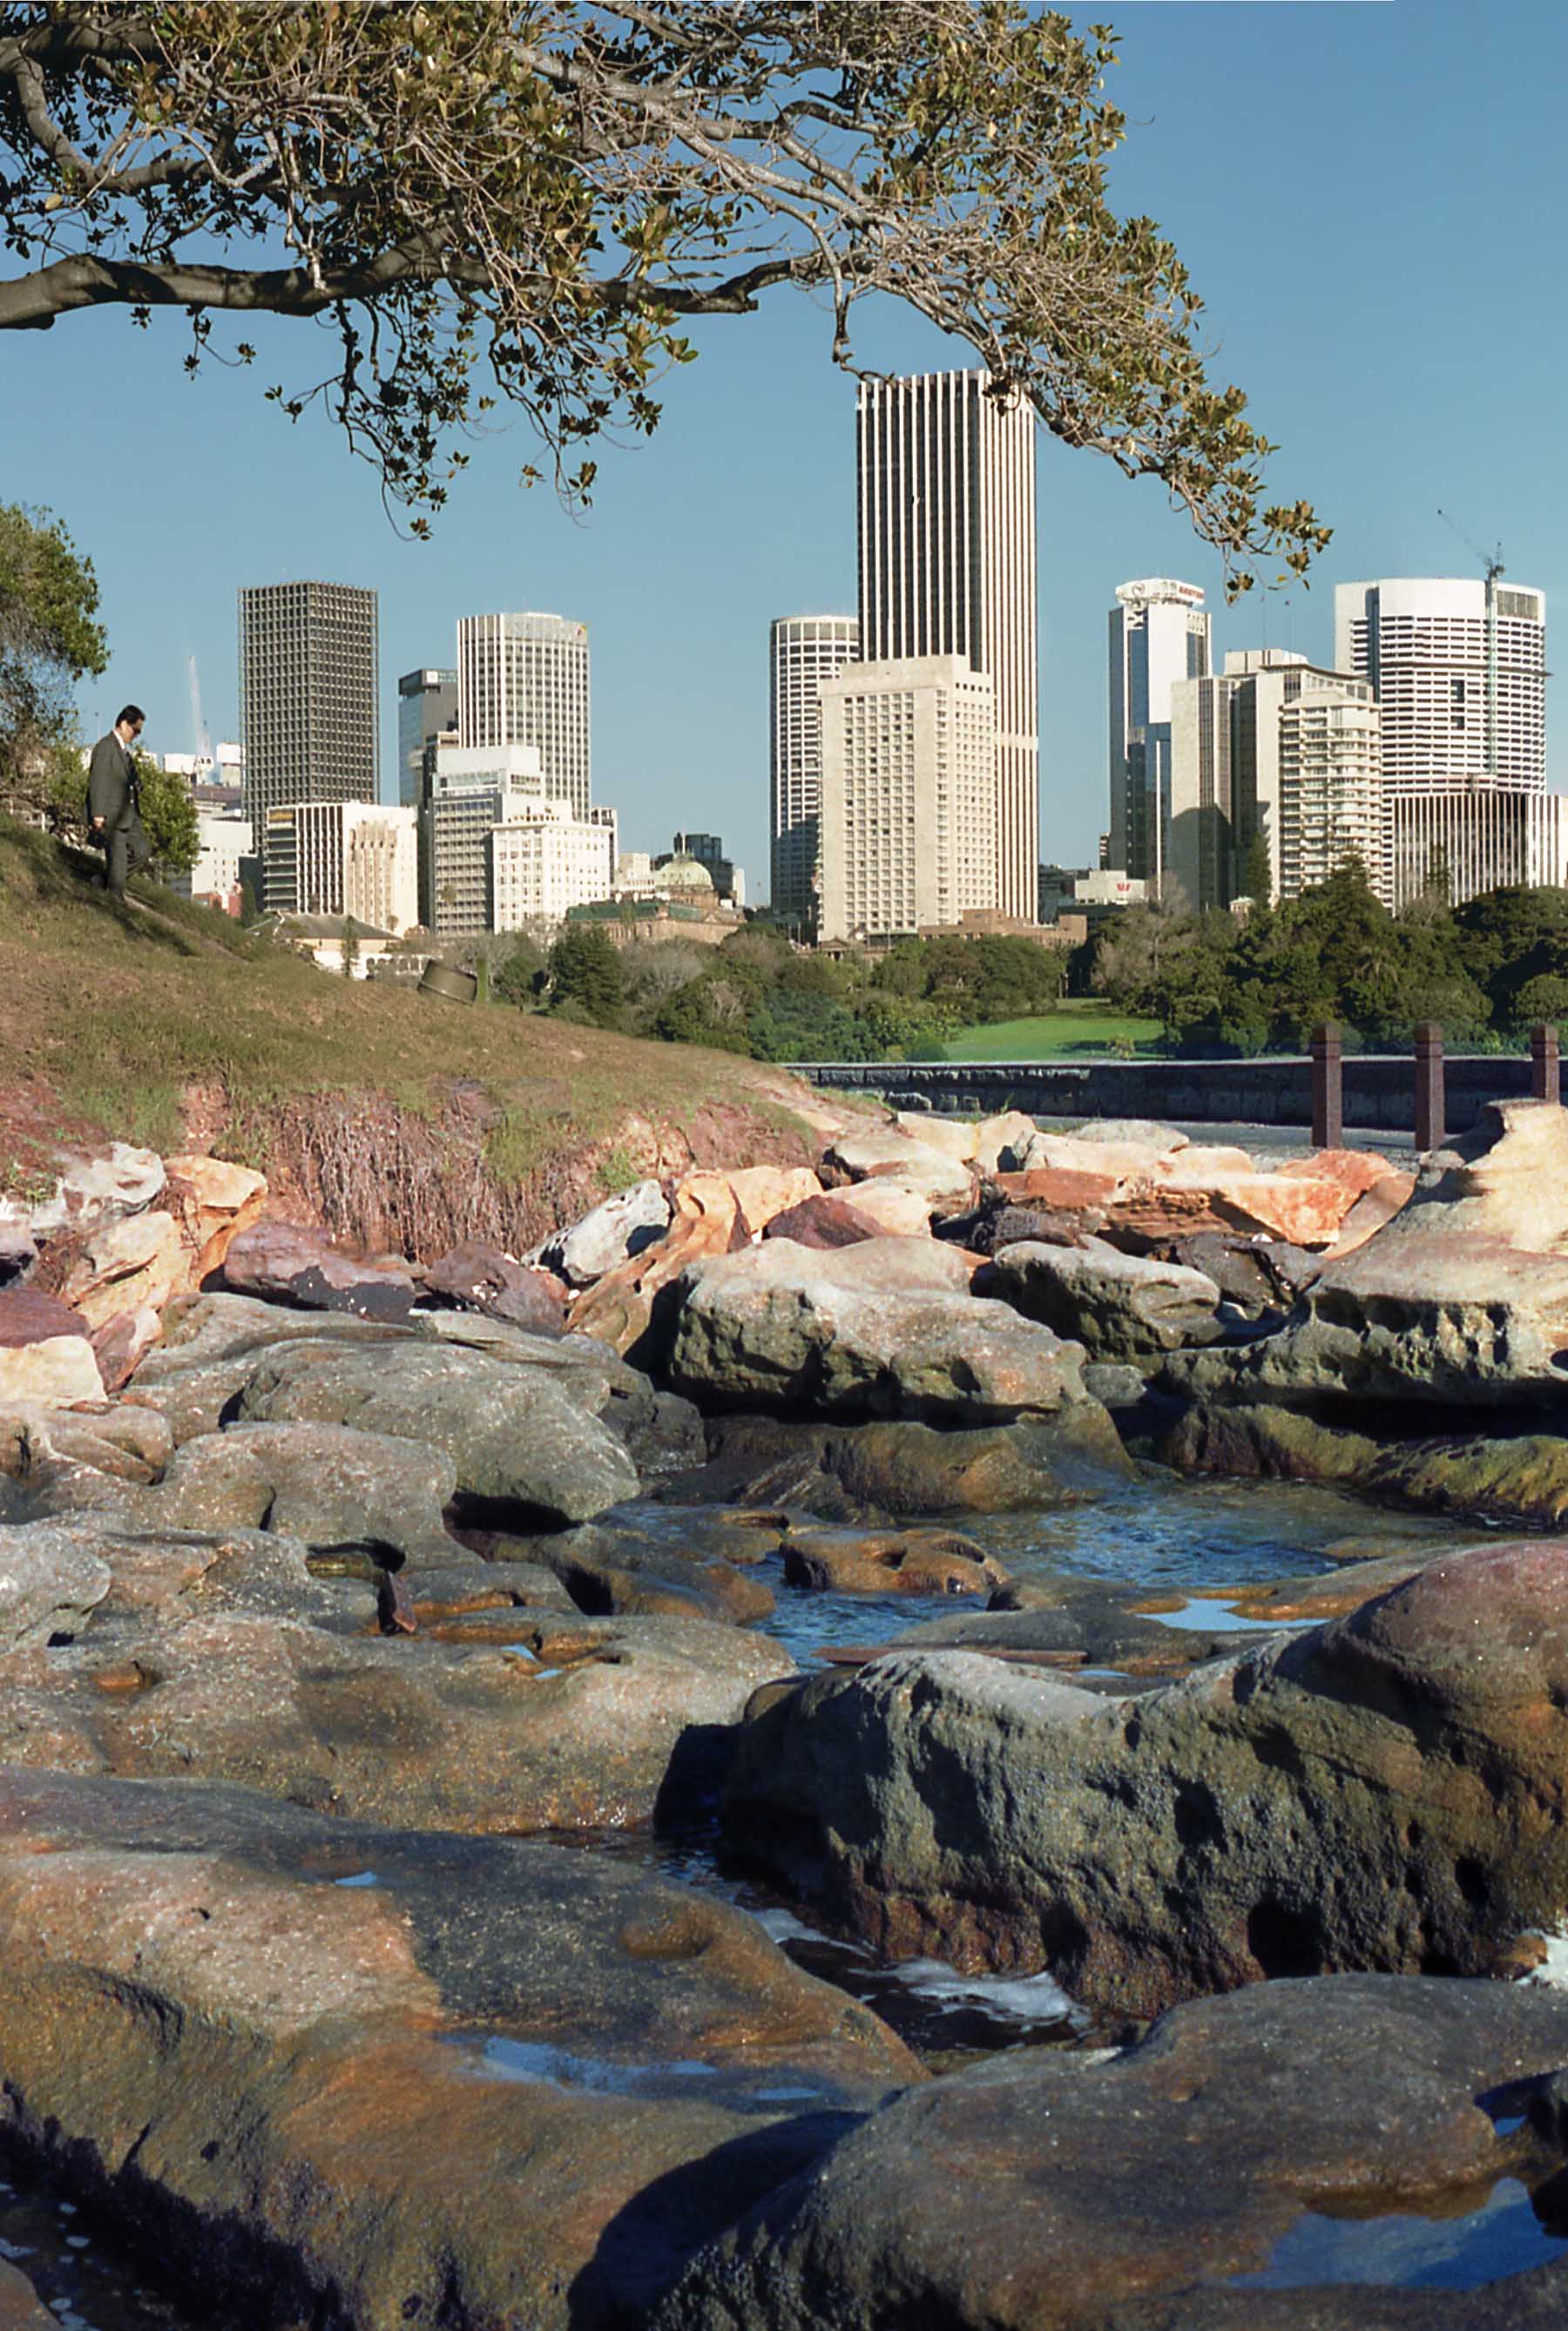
[448,2034,721,2094]
[1148,1596,1297,1634]
[0,2162,210,2328]
[1229,2176,1568,2290]
[332,1870,380,1889]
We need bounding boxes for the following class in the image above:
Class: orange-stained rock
[830,1180,938,1237]
[1276,1147,1396,1199]
[781,1525,1010,1598]
[90,1303,161,1392]
[162,1152,269,1282]
[57,1209,190,1330]
[569,1166,822,1355]
[1329,1170,1416,1255]
[989,1168,1122,1215]
[1106,1169,1359,1248]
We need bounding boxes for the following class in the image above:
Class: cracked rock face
[723,1541,1568,2018]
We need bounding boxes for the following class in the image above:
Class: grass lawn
[941,1001,1165,1062]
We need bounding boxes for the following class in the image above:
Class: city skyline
[12,2,1566,899]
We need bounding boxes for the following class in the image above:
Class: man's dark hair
[116,704,145,728]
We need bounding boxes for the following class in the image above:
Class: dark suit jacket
[86,732,139,828]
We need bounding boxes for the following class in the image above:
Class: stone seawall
[800,1052,1553,1133]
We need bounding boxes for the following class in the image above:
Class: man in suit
[86,704,150,899]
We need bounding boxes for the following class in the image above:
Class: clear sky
[5,0,1565,898]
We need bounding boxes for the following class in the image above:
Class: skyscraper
[817,657,997,943]
[857,372,1037,919]
[1334,578,1545,793]
[456,611,590,815]
[1107,578,1212,882]
[396,667,457,808]
[769,614,859,929]
[238,581,378,834]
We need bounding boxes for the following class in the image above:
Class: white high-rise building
[1108,578,1212,882]
[456,612,590,815]
[261,801,417,931]
[420,742,546,936]
[1335,578,1545,793]
[769,614,859,930]
[490,804,613,929]
[174,812,253,911]
[817,657,996,943]
[857,372,1037,919]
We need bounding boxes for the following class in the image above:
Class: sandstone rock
[567,1170,751,1357]
[1329,1169,1416,1255]
[828,1180,940,1236]
[727,1165,831,1235]
[1277,1145,1397,1200]
[522,1518,774,1626]
[968,1200,1091,1258]
[154,1422,461,1565]
[724,1542,1568,2015]
[0,2261,55,2330]
[1167,1231,1321,1313]
[693,1409,1133,1518]
[422,1240,568,1333]
[29,1142,164,1238]
[1105,1165,1362,1248]
[0,1606,794,1833]
[1071,1117,1190,1152]
[821,1130,974,1203]
[988,1240,1224,1362]
[1170,1102,1568,1414]
[89,1301,161,1391]
[1014,1129,1187,1181]
[668,1239,1090,1426]
[0,1398,172,1489]
[536,1177,672,1286]
[0,1217,37,1280]
[0,1768,914,2331]
[223,1218,419,1320]
[970,1111,1042,1175]
[0,1285,86,1346]
[1080,1359,1147,1409]
[988,1166,1119,1220]
[781,1525,1009,1598]
[0,1519,112,1650]
[763,1193,879,1249]
[160,1152,268,1281]
[233,1339,639,1526]
[56,1206,188,1330]
[893,1111,977,1162]
[655,1976,1568,2331]
[0,1289,102,1404]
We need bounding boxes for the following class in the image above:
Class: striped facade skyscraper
[856,371,1038,920]
[456,611,591,815]
[238,580,378,834]
[769,613,860,930]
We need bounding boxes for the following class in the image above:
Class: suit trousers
[102,811,151,899]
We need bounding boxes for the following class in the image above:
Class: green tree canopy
[547,921,625,1027]
[0,501,105,814]
[0,3,1325,578]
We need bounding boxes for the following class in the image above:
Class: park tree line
[1091,859,1568,1053]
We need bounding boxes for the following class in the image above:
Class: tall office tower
[817,657,996,943]
[769,614,860,929]
[238,582,378,834]
[420,742,546,935]
[261,801,418,930]
[857,372,1037,918]
[1108,578,1212,882]
[1169,650,1386,910]
[456,612,590,815]
[397,668,458,808]
[1335,578,1546,793]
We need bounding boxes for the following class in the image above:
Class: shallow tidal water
[0,1473,1533,2323]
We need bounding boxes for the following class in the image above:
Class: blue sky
[5,0,1565,897]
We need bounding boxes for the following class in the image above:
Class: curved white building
[1107,578,1212,882]
[1334,578,1545,793]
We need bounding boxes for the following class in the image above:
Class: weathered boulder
[0,1768,915,2331]
[153,1422,461,1565]
[161,1152,269,1281]
[654,1976,1568,2331]
[517,1517,774,1626]
[764,1193,880,1249]
[821,1130,974,1204]
[1105,1161,1370,1249]
[0,1286,102,1404]
[89,1301,162,1391]
[781,1525,1009,1598]
[1329,1169,1416,1254]
[223,1219,420,1320]
[1071,1117,1190,1152]
[828,1179,942,1236]
[724,1542,1568,2015]
[687,1409,1133,1518]
[0,2261,55,2330]
[987,1166,1119,1221]
[56,1206,188,1328]
[1167,1231,1321,1314]
[970,1111,1042,1175]
[233,1338,639,1525]
[667,1239,1092,1426]
[565,1169,774,1357]
[421,1240,568,1333]
[0,1216,37,1280]
[0,1599,795,1831]
[0,1397,172,1488]
[1014,1128,1200,1181]
[0,1519,112,1651]
[27,1142,164,1238]
[536,1177,672,1286]
[892,1111,977,1162]
[1170,1102,1568,1414]
[988,1240,1224,1361]
[126,1293,406,1442]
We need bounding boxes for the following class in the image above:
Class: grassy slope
[941,1000,1164,1062]
[0,818,818,1215]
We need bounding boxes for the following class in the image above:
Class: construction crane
[1437,510,1504,787]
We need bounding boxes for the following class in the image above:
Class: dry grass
[0,818,821,1249]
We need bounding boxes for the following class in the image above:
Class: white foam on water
[1516,1926,1568,1990]
[884,1959,1079,2024]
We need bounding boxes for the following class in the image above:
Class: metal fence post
[1414,1022,1445,1152]
[1310,1023,1342,1151]
[1531,1022,1560,1104]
